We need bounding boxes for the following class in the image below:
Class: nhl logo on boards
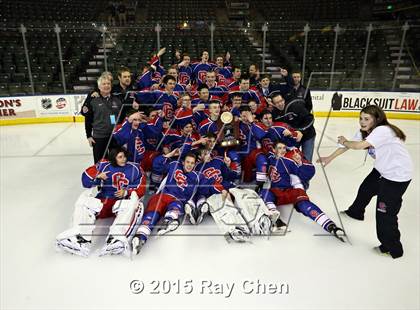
[41,98,52,109]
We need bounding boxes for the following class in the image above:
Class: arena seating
[107,22,261,74]
[251,0,359,21]
[264,21,395,90]
[0,25,101,95]
[140,0,224,22]
[0,0,417,95]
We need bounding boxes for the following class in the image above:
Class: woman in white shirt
[318,105,412,259]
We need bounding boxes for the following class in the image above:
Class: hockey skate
[184,202,197,225]
[256,215,272,237]
[196,202,209,225]
[271,218,288,234]
[99,235,129,257]
[268,208,281,225]
[327,223,345,242]
[157,218,180,236]
[131,235,146,255]
[225,226,251,243]
[56,234,91,257]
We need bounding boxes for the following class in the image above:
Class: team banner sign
[1,91,419,124]
[311,91,420,114]
[0,96,37,118]
[0,94,87,120]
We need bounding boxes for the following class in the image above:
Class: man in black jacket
[112,66,137,114]
[81,76,123,163]
[288,71,313,112]
[271,93,316,162]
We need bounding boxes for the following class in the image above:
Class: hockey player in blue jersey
[260,141,344,241]
[241,109,302,191]
[229,75,265,106]
[112,111,164,164]
[198,101,241,176]
[185,144,238,225]
[235,107,269,185]
[174,52,193,87]
[56,147,147,257]
[132,151,209,254]
[149,122,207,192]
[227,66,242,89]
[134,75,179,120]
[191,85,223,120]
[136,48,167,91]
[173,93,208,129]
[198,70,229,101]
[159,66,186,92]
[191,50,217,85]
[214,52,233,86]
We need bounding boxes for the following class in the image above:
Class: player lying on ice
[260,141,345,242]
[131,150,224,255]
[56,147,146,257]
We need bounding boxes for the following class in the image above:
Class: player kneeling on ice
[56,147,146,257]
[204,185,281,243]
[260,141,345,241]
[132,151,202,255]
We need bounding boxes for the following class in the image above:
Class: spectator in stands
[289,71,313,112]
[106,2,117,26]
[271,93,315,162]
[81,75,123,164]
[117,1,127,26]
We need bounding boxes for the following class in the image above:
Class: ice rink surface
[1,117,419,310]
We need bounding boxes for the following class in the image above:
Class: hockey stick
[312,71,351,244]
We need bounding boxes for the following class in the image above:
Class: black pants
[92,136,117,164]
[347,168,411,258]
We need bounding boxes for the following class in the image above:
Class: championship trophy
[218,111,240,148]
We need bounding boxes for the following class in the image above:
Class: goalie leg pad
[229,188,272,235]
[109,192,143,239]
[207,194,251,240]
[56,190,103,242]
